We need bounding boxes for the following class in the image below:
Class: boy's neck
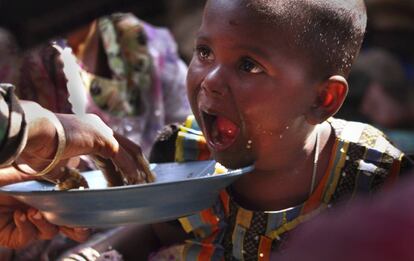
[230,122,335,211]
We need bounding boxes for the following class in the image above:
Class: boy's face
[187,0,316,170]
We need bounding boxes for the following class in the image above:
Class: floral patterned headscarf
[81,14,154,117]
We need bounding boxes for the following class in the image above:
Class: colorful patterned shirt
[152,115,410,261]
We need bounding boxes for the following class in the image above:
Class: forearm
[0,88,60,170]
[18,100,58,162]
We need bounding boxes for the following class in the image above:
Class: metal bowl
[0,160,253,227]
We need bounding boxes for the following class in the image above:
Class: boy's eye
[240,58,263,74]
[196,46,214,61]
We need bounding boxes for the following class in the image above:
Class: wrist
[22,124,57,163]
[18,101,63,169]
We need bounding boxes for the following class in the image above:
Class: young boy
[64,0,411,260]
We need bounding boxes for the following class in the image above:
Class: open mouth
[202,111,240,151]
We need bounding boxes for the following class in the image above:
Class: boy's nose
[201,66,228,96]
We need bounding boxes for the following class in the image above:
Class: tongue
[213,116,239,145]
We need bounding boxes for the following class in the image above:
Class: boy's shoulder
[149,115,210,163]
[150,116,407,165]
[327,118,412,204]
[328,117,404,161]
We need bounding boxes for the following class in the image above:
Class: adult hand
[0,193,90,249]
[16,101,153,185]
[94,133,155,186]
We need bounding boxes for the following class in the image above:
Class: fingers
[56,113,119,160]
[41,158,80,182]
[18,208,91,244]
[115,134,155,183]
[26,208,58,240]
[72,114,146,185]
[116,145,149,184]
[136,152,156,183]
[59,227,91,242]
[13,209,38,248]
[114,132,143,154]
[96,145,144,185]
[81,114,120,159]
[48,113,154,186]
[93,156,124,186]
[96,133,155,185]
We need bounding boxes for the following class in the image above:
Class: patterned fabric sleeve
[16,44,72,113]
[327,118,412,205]
[0,83,28,167]
[149,115,210,163]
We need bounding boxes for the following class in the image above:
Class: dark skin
[0,100,147,249]
[0,101,139,248]
[18,101,151,185]
[187,0,348,210]
[77,0,350,258]
[0,194,90,249]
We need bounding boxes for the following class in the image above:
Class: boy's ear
[306,75,348,124]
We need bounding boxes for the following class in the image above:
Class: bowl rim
[0,161,254,195]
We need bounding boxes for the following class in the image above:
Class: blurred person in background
[0,13,190,157]
[344,48,414,157]
[351,48,414,130]
[337,0,414,156]
[364,0,414,80]
[339,48,414,158]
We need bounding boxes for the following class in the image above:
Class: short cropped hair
[246,0,367,81]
